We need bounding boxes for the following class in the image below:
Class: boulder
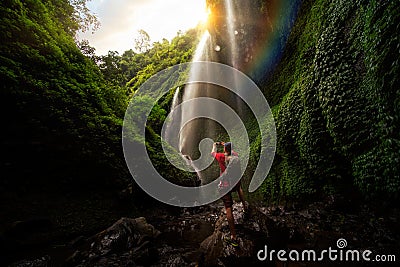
[66,217,160,266]
[199,203,290,267]
[8,255,51,267]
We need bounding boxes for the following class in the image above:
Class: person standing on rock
[211,141,246,246]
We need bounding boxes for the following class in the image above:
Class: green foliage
[146,126,198,187]
[92,29,198,94]
[0,0,128,189]
[3,0,397,204]
[125,29,199,93]
[261,0,400,201]
[350,0,400,198]
[114,28,200,187]
[44,0,99,37]
[98,50,125,86]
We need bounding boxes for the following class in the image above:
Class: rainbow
[246,0,301,82]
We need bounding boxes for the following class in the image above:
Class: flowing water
[161,0,303,190]
[163,0,250,186]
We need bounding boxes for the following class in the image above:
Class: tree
[70,0,100,34]
[44,0,99,37]
[0,0,128,191]
[134,29,151,53]
[77,39,100,64]
[99,51,124,85]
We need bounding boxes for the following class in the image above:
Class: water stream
[163,0,247,186]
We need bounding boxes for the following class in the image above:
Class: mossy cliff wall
[207,0,400,202]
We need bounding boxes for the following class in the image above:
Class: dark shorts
[221,180,242,208]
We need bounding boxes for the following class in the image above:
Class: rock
[166,254,186,267]
[88,217,158,257]
[66,217,160,266]
[86,251,137,267]
[199,203,289,266]
[8,255,50,267]
[152,244,196,267]
[199,230,255,266]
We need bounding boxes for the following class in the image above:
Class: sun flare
[187,2,210,27]
[198,8,211,24]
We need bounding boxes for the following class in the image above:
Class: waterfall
[192,30,211,62]
[164,0,247,185]
[224,0,238,68]
[163,86,181,150]
[123,0,299,206]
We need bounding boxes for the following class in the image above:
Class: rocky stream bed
[2,196,399,267]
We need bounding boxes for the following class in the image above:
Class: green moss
[260,0,400,202]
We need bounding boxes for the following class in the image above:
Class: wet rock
[153,244,197,267]
[199,230,255,266]
[8,255,50,267]
[67,217,160,266]
[166,254,186,267]
[89,217,159,256]
[199,203,289,267]
[84,251,137,267]
[8,200,398,266]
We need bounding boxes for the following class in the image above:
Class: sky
[78,0,207,55]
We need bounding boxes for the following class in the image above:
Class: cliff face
[206,0,400,202]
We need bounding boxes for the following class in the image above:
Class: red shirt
[211,151,238,175]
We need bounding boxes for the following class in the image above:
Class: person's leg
[225,206,236,239]
[222,194,236,240]
[236,181,246,211]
